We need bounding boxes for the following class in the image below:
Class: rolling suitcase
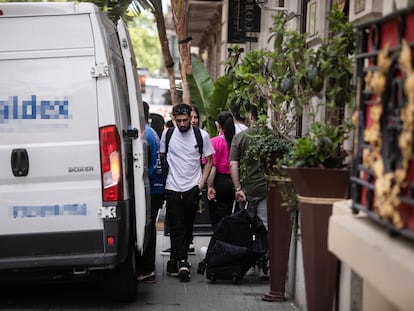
[198,208,268,284]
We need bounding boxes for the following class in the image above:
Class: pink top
[211,133,230,174]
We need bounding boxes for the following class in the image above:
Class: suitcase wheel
[210,273,216,284]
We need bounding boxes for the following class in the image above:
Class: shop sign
[228,0,261,43]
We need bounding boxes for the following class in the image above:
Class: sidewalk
[134,226,300,311]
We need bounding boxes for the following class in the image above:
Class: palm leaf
[187,57,215,134]
[210,75,231,113]
[187,57,234,136]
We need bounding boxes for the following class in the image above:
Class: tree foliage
[127,13,161,74]
[133,0,180,105]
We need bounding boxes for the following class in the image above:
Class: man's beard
[178,124,191,132]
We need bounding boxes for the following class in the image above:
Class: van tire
[105,242,137,302]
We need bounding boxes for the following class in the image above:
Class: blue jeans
[246,196,267,230]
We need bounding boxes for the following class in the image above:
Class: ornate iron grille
[351,7,414,241]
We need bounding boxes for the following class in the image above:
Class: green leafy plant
[241,127,293,177]
[188,5,355,171]
[224,46,296,136]
[187,55,229,136]
[274,5,356,169]
[267,12,320,118]
[288,121,353,168]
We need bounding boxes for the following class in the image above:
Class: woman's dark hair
[143,101,150,121]
[191,105,200,127]
[150,113,165,138]
[230,103,246,122]
[217,111,235,149]
[191,105,199,117]
[166,120,174,128]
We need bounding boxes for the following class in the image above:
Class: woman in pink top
[207,111,235,230]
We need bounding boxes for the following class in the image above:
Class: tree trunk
[170,0,192,105]
[151,0,179,106]
[132,0,179,106]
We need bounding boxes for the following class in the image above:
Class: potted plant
[244,127,299,303]
[187,7,355,306]
[219,40,300,302]
[225,5,355,308]
[275,6,355,311]
[283,4,355,170]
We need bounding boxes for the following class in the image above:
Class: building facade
[187,0,414,310]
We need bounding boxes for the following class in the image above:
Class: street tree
[170,0,192,105]
[128,12,161,73]
[132,0,180,106]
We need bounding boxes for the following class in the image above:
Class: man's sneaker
[161,245,195,256]
[137,271,156,283]
[160,248,171,256]
[178,260,191,282]
[259,269,270,280]
[188,243,195,255]
[166,260,179,277]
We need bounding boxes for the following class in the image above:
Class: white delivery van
[0,2,150,302]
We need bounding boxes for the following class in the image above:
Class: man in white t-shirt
[160,103,214,282]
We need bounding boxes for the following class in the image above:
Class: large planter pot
[283,167,350,311]
[263,176,294,302]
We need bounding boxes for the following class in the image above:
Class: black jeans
[165,185,201,261]
[208,173,234,231]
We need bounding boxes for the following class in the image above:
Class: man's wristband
[235,187,242,192]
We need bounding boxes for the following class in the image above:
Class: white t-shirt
[160,126,214,192]
[235,122,248,134]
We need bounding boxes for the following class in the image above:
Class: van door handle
[123,128,139,139]
[11,149,29,177]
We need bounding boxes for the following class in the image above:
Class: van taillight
[99,125,124,201]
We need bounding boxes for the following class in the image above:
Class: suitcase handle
[232,200,248,213]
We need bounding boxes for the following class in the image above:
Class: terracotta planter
[263,176,294,302]
[283,167,350,311]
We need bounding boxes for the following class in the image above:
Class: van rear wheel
[105,243,137,302]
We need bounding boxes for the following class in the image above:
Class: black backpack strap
[163,126,203,186]
[165,127,174,154]
[162,127,174,190]
[192,126,203,158]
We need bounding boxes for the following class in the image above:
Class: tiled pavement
[134,228,300,311]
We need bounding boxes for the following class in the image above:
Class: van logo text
[69,166,94,173]
[0,95,70,123]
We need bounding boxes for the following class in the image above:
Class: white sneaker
[160,245,195,256]
[178,260,191,282]
[188,243,195,255]
[137,271,156,283]
[160,247,171,256]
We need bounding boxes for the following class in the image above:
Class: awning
[187,0,222,48]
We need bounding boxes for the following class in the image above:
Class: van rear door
[0,13,103,253]
[116,20,150,252]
